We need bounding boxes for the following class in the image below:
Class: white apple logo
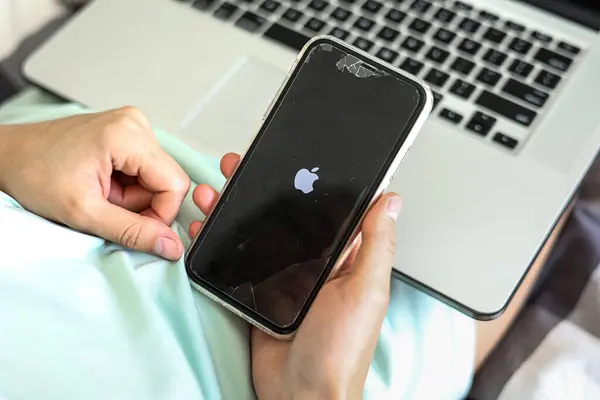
[294,167,320,194]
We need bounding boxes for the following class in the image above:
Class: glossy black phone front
[186,38,427,335]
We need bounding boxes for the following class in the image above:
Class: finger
[86,198,183,260]
[220,153,241,179]
[192,184,219,216]
[112,132,191,226]
[189,220,202,238]
[349,193,402,290]
[113,171,139,187]
[108,178,153,213]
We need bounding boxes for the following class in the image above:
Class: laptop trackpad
[180,57,287,157]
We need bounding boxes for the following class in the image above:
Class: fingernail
[154,236,179,259]
[387,196,402,221]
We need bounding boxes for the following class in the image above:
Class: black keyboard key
[534,48,573,72]
[331,6,351,21]
[450,78,476,99]
[401,36,425,53]
[353,37,374,51]
[386,9,407,23]
[236,11,266,32]
[558,41,580,55]
[508,38,532,55]
[477,67,502,87]
[378,28,400,44]
[434,8,456,23]
[476,91,537,126]
[426,46,450,64]
[535,69,561,90]
[355,16,375,31]
[424,68,450,88]
[433,28,456,44]
[260,0,280,12]
[466,111,496,136]
[450,57,475,75]
[453,1,472,11]
[213,2,238,20]
[432,91,443,109]
[483,27,506,44]
[308,0,329,11]
[329,27,349,40]
[376,47,399,63]
[532,30,552,43]
[493,133,519,150]
[459,17,481,34]
[264,23,310,50]
[502,78,549,108]
[399,57,424,75]
[508,59,534,78]
[457,38,481,55]
[505,20,525,32]
[409,18,431,34]
[439,108,463,124]
[362,0,383,13]
[282,8,302,22]
[479,10,499,22]
[411,0,432,13]
[483,49,507,66]
[192,0,217,10]
[305,17,326,32]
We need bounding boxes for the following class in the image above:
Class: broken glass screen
[186,38,426,334]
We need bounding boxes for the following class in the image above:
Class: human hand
[0,107,190,260]
[190,153,401,400]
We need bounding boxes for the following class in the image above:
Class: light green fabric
[0,89,475,399]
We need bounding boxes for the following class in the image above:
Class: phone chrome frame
[185,35,433,340]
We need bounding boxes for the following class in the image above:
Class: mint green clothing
[0,89,475,399]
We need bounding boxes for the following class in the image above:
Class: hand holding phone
[190,153,402,399]
[186,37,432,337]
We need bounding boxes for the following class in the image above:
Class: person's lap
[0,89,475,399]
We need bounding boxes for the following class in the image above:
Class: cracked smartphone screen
[186,39,426,334]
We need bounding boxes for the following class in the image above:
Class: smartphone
[185,36,432,338]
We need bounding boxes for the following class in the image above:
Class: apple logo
[294,167,320,194]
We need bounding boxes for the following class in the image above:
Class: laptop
[23,0,600,319]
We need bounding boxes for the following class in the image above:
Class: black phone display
[186,38,428,335]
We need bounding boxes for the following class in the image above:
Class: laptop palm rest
[180,56,286,158]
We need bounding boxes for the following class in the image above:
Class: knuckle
[385,231,397,256]
[106,106,146,133]
[118,105,146,124]
[118,222,144,249]
[118,106,152,136]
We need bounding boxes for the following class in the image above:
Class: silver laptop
[23,0,600,319]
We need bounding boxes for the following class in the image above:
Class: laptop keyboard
[181,0,583,152]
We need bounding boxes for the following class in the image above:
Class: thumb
[86,199,183,260]
[349,193,402,290]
